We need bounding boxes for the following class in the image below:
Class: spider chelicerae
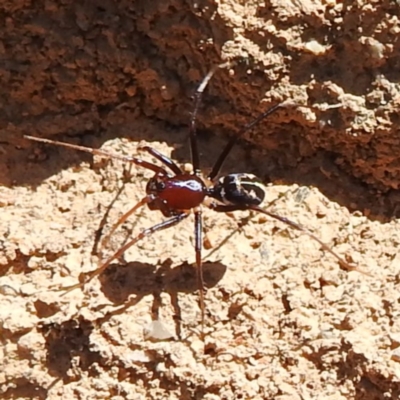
[25,62,362,334]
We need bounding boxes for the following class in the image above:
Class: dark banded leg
[138,146,183,175]
[59,212,190,295]
[194,208,205,338]
[189,62,232,174]
[208,103,283,180]
[210,203,367,275]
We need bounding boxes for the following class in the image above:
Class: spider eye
[157,181,166,191]
[146,177,166,194]
[211,173,265,206]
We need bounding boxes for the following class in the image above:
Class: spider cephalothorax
[146,174,207,217]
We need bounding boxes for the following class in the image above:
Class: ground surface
[3,120,400,399]
[2,1,400,399]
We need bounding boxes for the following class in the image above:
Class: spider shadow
[95,259,227,338]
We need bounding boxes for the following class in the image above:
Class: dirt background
[2,1,400,399]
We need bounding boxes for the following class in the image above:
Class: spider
[25,62,362,334]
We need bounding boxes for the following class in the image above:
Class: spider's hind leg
[210,203,367,276]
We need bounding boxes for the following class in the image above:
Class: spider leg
[210,203,368,275]
[194,208,205,338]
[24,135,169,176]
[98,195,154,259]
[189,61,232,174]
[92,163,135,256]
[138,145,183,175]
[208,103,283,180]
[59,212,190,295]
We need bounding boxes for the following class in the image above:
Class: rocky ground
[2,1,400,399]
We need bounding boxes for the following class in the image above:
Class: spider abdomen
[210,173,266,206]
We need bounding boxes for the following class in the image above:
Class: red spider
[25,63,362,335]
